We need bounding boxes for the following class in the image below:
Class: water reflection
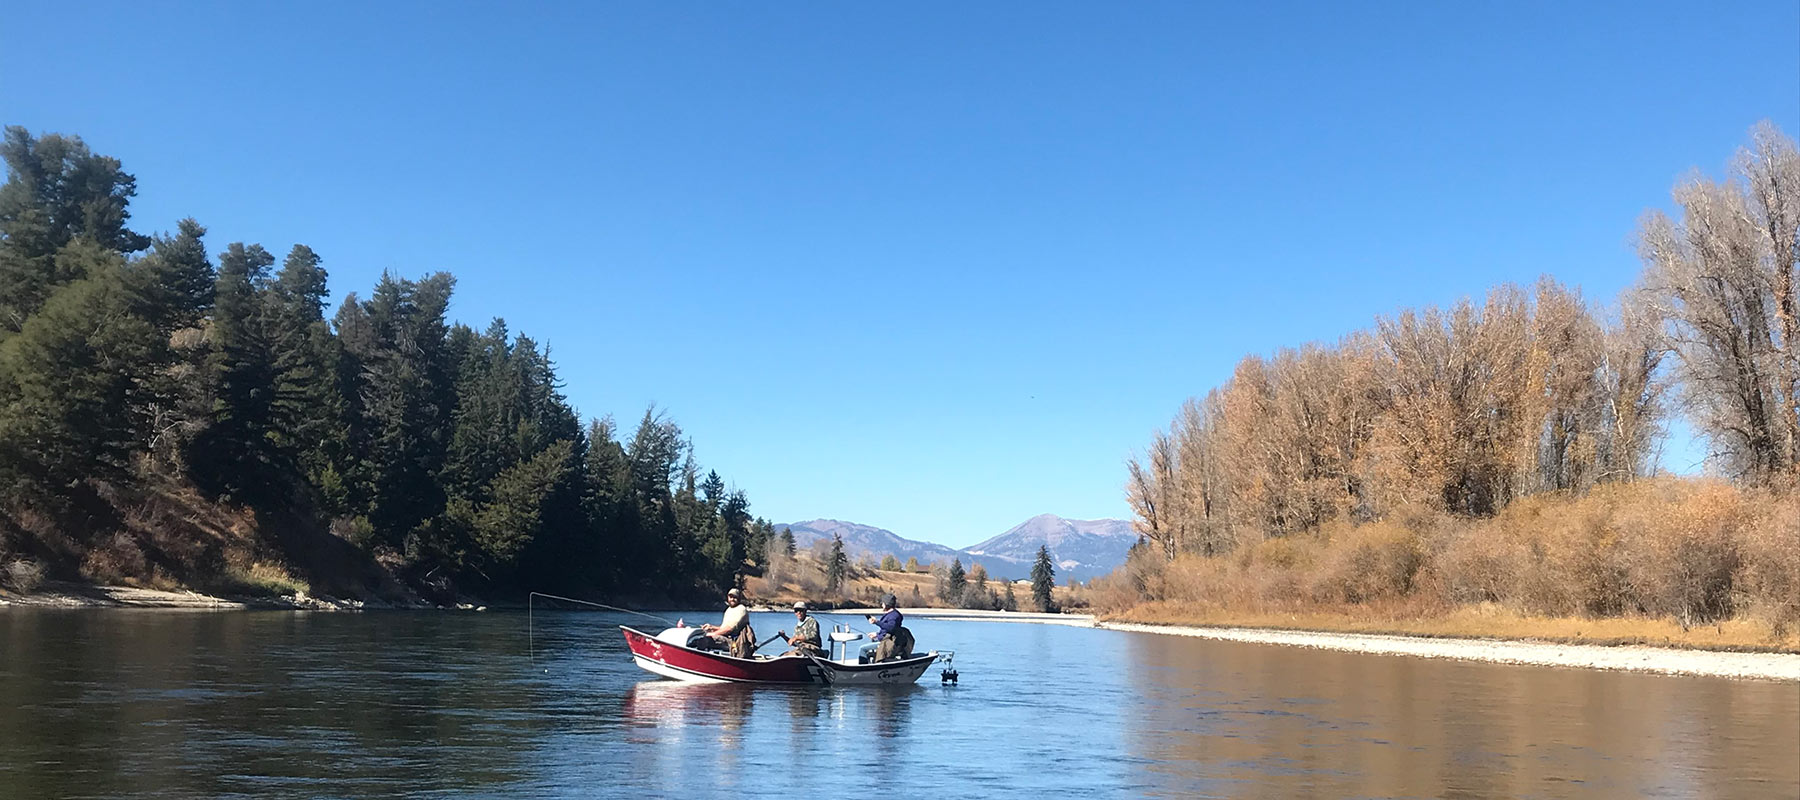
[623,681,756,732]
[1123,632,1800,799]
[1,609,1793,799]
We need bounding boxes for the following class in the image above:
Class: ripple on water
[0,610,1793,799]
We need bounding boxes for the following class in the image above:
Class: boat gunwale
[619,624,817,667]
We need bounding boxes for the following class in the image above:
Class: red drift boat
[620,625,947,686]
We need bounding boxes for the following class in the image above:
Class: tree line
[1126,122,1798,561]
[0,126,775,600]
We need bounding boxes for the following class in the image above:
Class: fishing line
[528,592,684,667]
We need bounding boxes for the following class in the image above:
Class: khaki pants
[874,626,913,661]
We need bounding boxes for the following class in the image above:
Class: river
[0,609,1793,798]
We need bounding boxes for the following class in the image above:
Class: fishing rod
[528,592,685,666]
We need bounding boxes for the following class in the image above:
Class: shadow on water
[1,608,1794,798]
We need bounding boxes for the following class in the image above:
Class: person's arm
[870,610,899,640]
[713,608,747,638]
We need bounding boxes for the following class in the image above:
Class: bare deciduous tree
[1640,122,1800,483]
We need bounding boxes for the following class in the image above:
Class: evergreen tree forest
[0,126,777,603]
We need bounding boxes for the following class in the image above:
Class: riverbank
[1,581,384,610]
[1099,620,1800,682]
[860,606,1800,681]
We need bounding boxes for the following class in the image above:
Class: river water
[0,609,1793,798]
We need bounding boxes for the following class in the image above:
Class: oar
[753,631,786,653]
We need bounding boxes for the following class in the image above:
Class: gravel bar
[1100,621,1800,682]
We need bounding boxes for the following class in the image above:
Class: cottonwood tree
[1640,122,1800,483]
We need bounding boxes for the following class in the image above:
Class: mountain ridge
[775,513,1139,582]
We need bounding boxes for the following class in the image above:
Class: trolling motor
[938,650,958,684]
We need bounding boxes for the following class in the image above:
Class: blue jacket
[871,609,903,640]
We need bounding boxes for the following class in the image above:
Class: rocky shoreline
[0,582,479,611]
[1098,621,1800,682]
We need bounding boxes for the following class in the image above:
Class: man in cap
[866,594,914,662]
[777,601,824,657]
[701,587,756,658]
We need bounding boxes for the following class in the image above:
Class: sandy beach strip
[1099,621,1800,682]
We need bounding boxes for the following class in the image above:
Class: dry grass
[1094,478,1800,652]
[5,475,286,596]
[1108,601,1798,653]
[216,562,311,598]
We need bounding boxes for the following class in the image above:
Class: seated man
[700,587,756,658]
[777,601,825,657]
[866,594,914,661]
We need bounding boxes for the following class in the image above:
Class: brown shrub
[1434,525,1530,605]
[1159,554,1235,607]
[1612,481,1747,626]
[1247,535,1313,571]
[1099,477,1800,640]
[80,532,150,585]
[1310,522,1423,605]
[1742,494,1800,636]
[1506,489,1631,617]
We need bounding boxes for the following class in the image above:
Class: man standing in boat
[777,601,825,657]
[867,594,914,661]
[701,587,756,658]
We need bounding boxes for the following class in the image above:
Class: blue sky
[3,2,1796,547]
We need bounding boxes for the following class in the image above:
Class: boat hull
[808,652,939,685]
[620,625,941,686]
[621,626,820,684]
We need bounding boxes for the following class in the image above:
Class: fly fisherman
[701,587,756,658]
[866,594,914,661]
[777,601,824,657]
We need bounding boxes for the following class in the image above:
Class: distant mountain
[963,514,1139,581]
[774,513,1139,583]
[776,519,963,566]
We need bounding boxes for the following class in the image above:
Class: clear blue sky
[3,2,1796,547]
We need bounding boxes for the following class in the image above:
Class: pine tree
[133,220,214,467]
[721,490,750,569]
[192,242,279,501]
[580,416,637,588]
[1003,582,1019,612]
[947,558,967,602]
[352,273,456,543]
[1031,544,1058,612]
[746,518,774,567]
[0,251,159,496]
[266,244,344,503]
[0,127,151,337]
[470,439,575,570]
[880,554,901,571]
[825,533,847,593]
[780,527,796,557]
[963,562,989,609]
[138,218,213,329]
[700,470,725,510]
